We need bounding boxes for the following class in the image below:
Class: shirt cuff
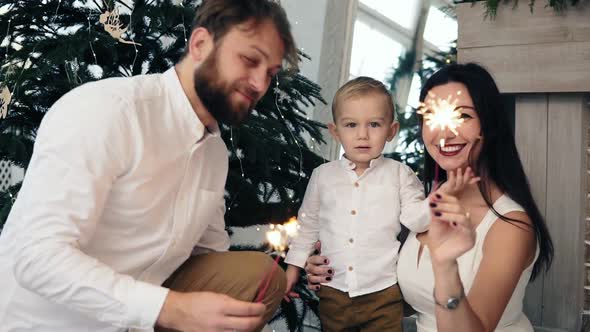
[284,250,310,269]
[416,199,431,232]
[127,281,169,329]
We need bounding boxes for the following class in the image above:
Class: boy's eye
[369,122,381,128]
[344,123,356,128]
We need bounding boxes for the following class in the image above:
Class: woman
[304,63,553,331]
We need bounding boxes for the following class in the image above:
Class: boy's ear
[387,121,400,142]
[328,123,340,142]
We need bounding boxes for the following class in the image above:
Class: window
[341,0,457,157]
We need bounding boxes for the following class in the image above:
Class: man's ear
[328,123,340,142]
[187,27,214,62]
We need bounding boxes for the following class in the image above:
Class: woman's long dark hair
[419,63,553,280]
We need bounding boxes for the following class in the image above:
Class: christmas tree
[0,0,324,329]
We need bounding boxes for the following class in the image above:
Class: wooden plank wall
[515,95,588,331]
[515,95,548,326]
[456,2,590,93]
[458,3,590,329]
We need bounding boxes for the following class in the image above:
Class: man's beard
[193,49,257,126]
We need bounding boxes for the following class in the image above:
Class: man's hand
[157,290,266,332]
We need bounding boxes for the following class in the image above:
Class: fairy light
[3,18,11,63]
[128,4,139,73]
[87,16,98,65]
[274,75,303,184]
[175,0,188,46]
[230,127,245,178]
[8,0,61,103]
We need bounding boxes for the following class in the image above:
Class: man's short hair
[190,0,298,72]
[331,76,396,121]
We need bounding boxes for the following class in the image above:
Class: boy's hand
[284,265,301,302]
[437,167,480,196]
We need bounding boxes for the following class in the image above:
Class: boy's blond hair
[331,76,396,122]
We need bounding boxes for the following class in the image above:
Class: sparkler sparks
[418,91,465,148]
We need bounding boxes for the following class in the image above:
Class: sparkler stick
[255,217,299,303]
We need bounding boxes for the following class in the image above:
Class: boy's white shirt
[284,155,429,297]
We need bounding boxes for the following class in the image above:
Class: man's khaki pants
[155,251,286,332]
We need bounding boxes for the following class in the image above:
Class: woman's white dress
[397,195,538,332]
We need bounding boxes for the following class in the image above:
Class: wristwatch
[433,287,465,310]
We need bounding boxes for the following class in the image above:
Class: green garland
[455,0,581,18]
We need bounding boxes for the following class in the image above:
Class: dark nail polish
[435,212,442,217]
[327,269,333,274]
[452,221,457,226]
[435,194,442,199]
[326,277,332,281]
[429,202,437,208]
[324,259,328,264]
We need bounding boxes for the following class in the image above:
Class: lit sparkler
[417,90,466,189]
[255,217,300,303]
[417,91,464,148]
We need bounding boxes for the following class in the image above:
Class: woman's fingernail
[324,259,328,264]
[327,269,333,274]
[435,212,442,217]
[435,194,442,199]
[326,277,332,281]
[452,221,457,227]
[429,202,437,208]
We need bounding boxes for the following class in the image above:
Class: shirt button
[348,266,354,271]
[349,238,354,244]
[351,210,356,215]
[354,182,359,188]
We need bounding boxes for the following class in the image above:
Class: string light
[230,127,245,178]
[10,0,61,101]
[274,75,303,184]
[87,16,98,65]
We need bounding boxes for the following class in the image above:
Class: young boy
[284,77,430,331]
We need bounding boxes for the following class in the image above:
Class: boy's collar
[339,154,385,170]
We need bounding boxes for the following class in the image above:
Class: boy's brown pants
[155,251,286,332]
[318,284,403,332]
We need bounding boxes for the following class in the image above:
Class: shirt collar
[339,154,385,171]
[163,67,220,142]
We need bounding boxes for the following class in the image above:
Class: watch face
[446,298,460,310]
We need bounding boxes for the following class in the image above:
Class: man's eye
[242,56,256,65]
